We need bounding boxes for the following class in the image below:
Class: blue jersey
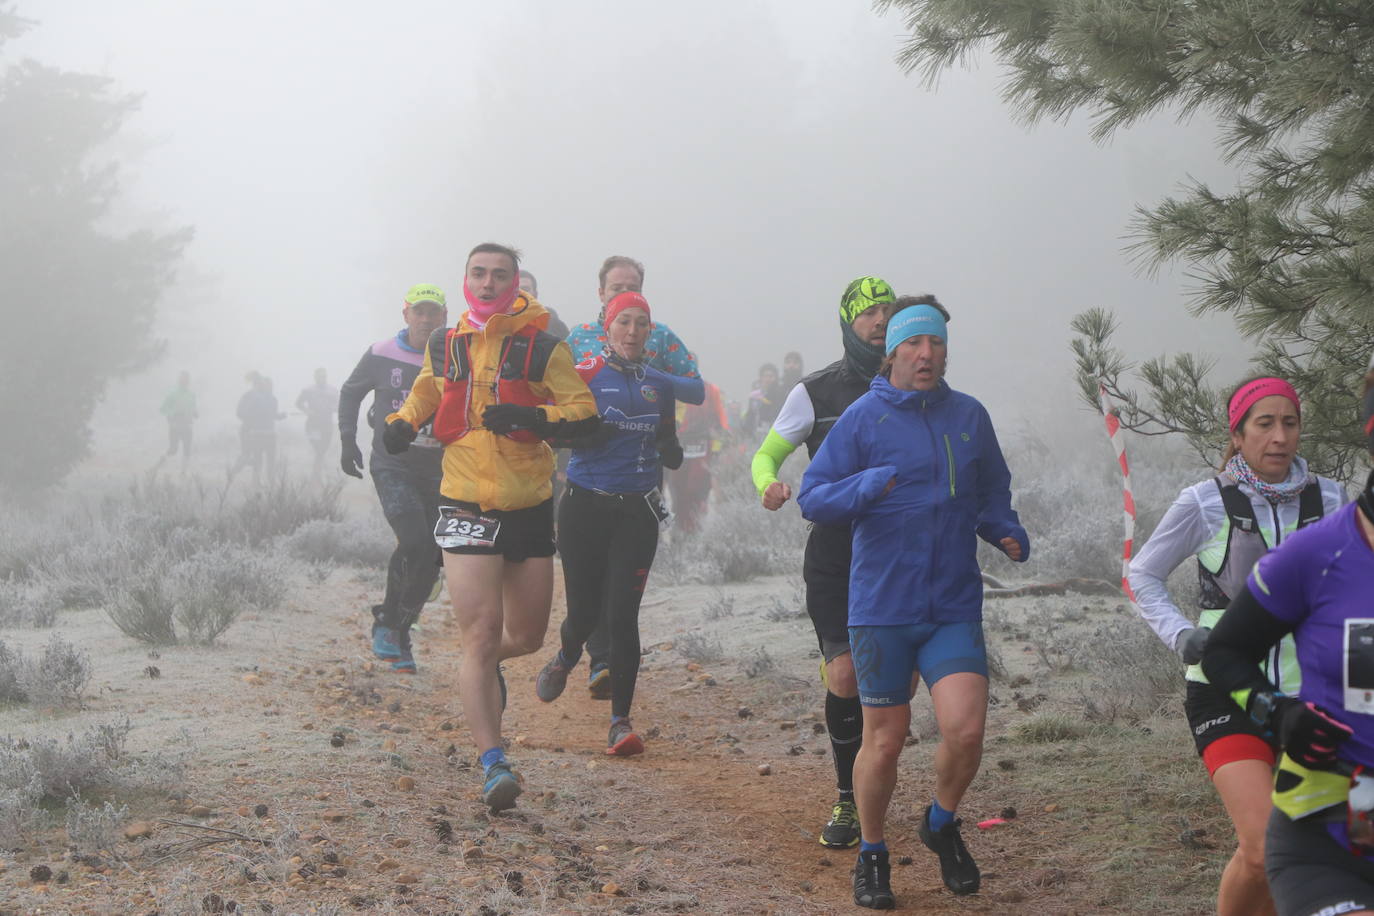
[797,376,1029,627]
[566,356,680,495]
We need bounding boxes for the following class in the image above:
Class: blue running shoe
[390,628,416,673]
[482,761,522,812]
[587,664,612,700]
[371,622,401,660]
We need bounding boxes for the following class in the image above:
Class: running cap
[1227,377,1299,433]
[405,284,446,308]
[603,291,651,330]
[839,276,896,325]
[885,304,948,355]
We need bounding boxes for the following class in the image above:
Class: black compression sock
[826,691,863,794]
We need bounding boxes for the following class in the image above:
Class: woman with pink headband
[1128,376,1347,915]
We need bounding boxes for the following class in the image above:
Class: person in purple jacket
[1204,353,1374,916]
[338,284,448,673]
[798,304,1028,910]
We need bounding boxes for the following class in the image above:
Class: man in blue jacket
[798,303,1029,910]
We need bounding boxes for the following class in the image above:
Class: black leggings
[557,485,659,719]
[371,466,443,630]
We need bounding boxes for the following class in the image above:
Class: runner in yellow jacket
[384,242,598,811]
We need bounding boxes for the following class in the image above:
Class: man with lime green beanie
[748,276,903,851]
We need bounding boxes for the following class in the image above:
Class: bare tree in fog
[879,0,1374,480]
[0,4,190,493]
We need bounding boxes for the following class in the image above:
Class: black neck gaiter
[840,318,884,380]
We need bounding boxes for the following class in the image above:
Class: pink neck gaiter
[464,278,521,329]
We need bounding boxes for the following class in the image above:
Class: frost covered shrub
[215,477,344,547]
[278,516,393,568]
[656,465,806,585]
[31,476,341,612]
[1074,619,1183,722]
[19,635,91,707]
[0,578,60,628]
[0,640,22,704]
[0,722,130,802]
[167,546,290,643]
[979,427,1207,583]
[0,721,184,851]
[106,575,180,644]
[64,798,128,856]
[107,546,290,645]
[0,636,91,708]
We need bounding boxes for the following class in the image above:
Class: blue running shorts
[849,621,987,707]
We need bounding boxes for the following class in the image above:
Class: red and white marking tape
[1098,383,1138,601]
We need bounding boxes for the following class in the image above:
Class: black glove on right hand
[382,419,417,455]
[341,439,365,478]
[1177,627,1211,665]
[1272,697,1353,769]
[483,404,553,437]
[658,436,684,470]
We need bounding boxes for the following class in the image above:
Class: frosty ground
[0,431,1237,914]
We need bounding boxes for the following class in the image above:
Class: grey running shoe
[605,719,644,757]
[535,655,571,703]
[819,799,860,848]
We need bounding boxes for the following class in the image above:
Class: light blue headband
[885,304,948,355]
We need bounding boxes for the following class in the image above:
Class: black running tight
[557,485,659,719]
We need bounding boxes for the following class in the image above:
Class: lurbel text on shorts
[1314,902,1363,916]
[860,694,898,706]
[1194,714,1231,736]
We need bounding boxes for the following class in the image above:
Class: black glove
[1177,627,1210,665]
[658,436,684,470]
[382,419,417,454]
[340,439,365,478]
[483,404,550,437]
[1267,696,1353,769]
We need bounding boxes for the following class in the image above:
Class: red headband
[603,291,651,330]
[1228,377,1300,432]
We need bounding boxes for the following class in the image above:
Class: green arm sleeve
[751,428,800,499]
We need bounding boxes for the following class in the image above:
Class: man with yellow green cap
[749,276,899,851]
[338,283,449,673]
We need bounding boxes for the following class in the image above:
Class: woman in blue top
[533,291,685,757]
[798,304,1029,910]
[1204,354,1374,916]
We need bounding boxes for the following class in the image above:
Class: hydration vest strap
[1216,475,1326,535]
[1296,478,1325,528]
[1216,478,1258,535]
[442,329,473,382]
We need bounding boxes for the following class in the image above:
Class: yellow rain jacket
[388,295,595,511]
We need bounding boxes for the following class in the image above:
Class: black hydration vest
[800,359,872,459]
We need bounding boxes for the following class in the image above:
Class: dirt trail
[1,566,1168,914]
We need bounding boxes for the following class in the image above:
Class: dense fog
[10,0,1251,464]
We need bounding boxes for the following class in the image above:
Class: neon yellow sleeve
[751,429,800,498]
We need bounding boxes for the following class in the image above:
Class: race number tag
[644,487,674,532]
[413,420,440,450]
[435,505,501,549]
[682,442,708,460]
[1344,619,1374,715]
